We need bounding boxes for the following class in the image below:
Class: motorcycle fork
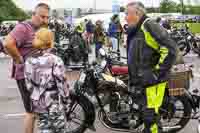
[65,95,77,120]
[91,76,107,111]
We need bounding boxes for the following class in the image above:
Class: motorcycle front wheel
[63,93,94,133]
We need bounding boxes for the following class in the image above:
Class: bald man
[4,3,50,133]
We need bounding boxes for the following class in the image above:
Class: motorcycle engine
[110,92,131,117]
[105,92,143,129]
[118,99,130,113]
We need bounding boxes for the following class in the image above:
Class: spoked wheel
[178,40,190,56]
[160,96,192,133]
[192,40,200,55]
[60,33,65,41]
[63,95,88,133]
[178,43,190,56]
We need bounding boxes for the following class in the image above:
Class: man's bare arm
[4,35,22,64]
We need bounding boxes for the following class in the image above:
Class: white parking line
[1,113,25,119]
[185,53,198,57]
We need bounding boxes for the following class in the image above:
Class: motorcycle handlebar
[109,51,127,60]
[111,60,127,66]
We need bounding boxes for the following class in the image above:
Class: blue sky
[13,0,200,10]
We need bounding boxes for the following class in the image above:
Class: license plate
[79,72,86,83]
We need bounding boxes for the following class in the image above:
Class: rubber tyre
[64,93,94,133]
[161,95,192,133]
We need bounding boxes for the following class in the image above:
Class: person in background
[24,28,69,133]
[85,20,95,45]
[83,20,94,53]
[3,3,50,133]
[162,18,171,30]
[123,23,129,48]
[94,20,105,58]
[156,17,171,30]
[75,22,84,37]
[108,14,123,51]
[83,19,88,31]
[54,19,61,44]
[155,17,162,24]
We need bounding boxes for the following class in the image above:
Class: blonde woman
[24,28,69,133]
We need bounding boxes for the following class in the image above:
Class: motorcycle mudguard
[184,90,197,111]
[70,91,96,131]
[111,66,128,75]
[166,88,196,111]
[101,73,126,86]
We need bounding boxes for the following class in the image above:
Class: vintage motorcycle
[62,51,193,133]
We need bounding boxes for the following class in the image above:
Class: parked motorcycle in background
[169,25,200,56]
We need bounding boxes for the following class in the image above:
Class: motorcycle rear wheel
[160,95,192,133]
[177,40,190,56]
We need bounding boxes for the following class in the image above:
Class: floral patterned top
[24,51,69,113]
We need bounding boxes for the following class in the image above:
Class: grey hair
[34,3,50,12]
[127,1,146,14]
[32,3,50,16]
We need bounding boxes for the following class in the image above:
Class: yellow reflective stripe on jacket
[77,24,84,33]
[146,82,166,113]
[141,24,169,70]
[141,25,159,51]
[155,47,169,70]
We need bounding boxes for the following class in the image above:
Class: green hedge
[173,23,200,34]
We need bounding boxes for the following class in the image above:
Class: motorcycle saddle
[111,66,128,75]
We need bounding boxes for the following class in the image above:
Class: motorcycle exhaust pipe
[162,125,181,132]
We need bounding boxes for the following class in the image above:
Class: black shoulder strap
[142,19,164,47]
[52,63,58,87]
[30,62,56,88]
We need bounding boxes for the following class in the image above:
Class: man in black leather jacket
[125,2,177,133]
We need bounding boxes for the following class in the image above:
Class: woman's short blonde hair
[33,28,54,50]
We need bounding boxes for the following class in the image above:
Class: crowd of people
[69,15,125,58]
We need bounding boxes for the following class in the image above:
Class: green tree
[184,6,200,14]
[160,0,178,13]
[0,0,29,22]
